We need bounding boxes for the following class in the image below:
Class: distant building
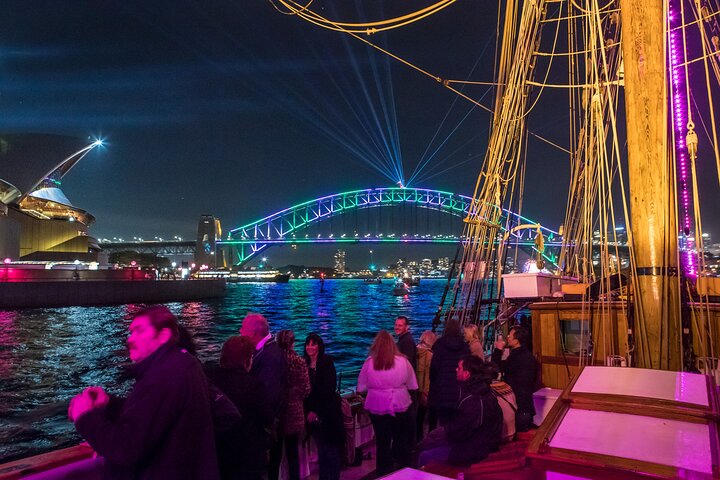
[0,134,103,262]
[196,215,223,268]
[438,257,450,270]
[334,249,346,274]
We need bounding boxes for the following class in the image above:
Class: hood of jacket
[459,375,492,398]
[435,334,468,353]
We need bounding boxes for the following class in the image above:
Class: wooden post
[620,0,682,370]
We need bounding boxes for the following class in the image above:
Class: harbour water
[0,278,452,463]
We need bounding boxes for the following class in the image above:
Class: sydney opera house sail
[0,134,101,261]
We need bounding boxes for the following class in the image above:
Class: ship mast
[620,0,682,370]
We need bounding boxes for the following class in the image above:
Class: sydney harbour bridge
[100,187,559,267]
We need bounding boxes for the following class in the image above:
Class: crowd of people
[68,306,539,479]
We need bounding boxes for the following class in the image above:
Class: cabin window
[559,320,591,355]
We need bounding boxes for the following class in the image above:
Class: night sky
[3,1,717,267]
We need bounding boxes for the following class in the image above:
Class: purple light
[668,0,696,276]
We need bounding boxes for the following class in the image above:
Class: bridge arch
[218,187,558,266]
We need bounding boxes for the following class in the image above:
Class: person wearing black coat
[239,314,288,420]
[206,336,273,480]
[70,306,219,480]
[394,316,417,371]
[394,316,418,451]
[304,333,345,480]
[418,356,503,467]
[491,325,538,432]
[428,320,471,425]
[239,313,288,480]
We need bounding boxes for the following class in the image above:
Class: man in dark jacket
[428,320,471,425]
[239,313,288,480]
[239,313,287,419]
[394,315,417,457]
[417,356,503,467]
[69,306,219,480]
[491,325,538,431]
[395,315,417,370]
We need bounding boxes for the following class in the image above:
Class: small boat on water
[229,270,290,283]
[363,277,382,284]
[391,280,409,296]
[402,276,420,286]
[195,269,290,283]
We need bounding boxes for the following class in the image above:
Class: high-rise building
[438,257,450,270]
[334,249,346,274]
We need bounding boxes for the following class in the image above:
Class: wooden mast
[620,0,682,370]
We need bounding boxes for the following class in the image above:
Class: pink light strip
[668,2,697,276]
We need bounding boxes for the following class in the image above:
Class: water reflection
[0,278,450,463]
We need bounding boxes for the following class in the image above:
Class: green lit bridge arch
[218,187,560,266]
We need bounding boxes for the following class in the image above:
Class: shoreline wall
[0,279,226,309]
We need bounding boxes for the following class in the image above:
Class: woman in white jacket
[357,330,418,476]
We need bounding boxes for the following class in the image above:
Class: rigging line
[695,18,720,192]
[414,156,479,184]
[569,0,616,15]
[518,1,564,120]
[409,35,496,184]
[277,0,458,34]
[541,9,618,23]
[409,105,479,184]
[527,131,572,154]
[275,0,456,29]
[670,9,720,32]
[443,83,493,113]
[410,94,467,185]
[675,51,720,68]
[409,88,493,186]
[445,80,502,85]
[526,80,623,88]
[266,0,314,16]
[278,0,569,165]
[534,42,622,57]
[689,92,717,154]
[413,133,488,185]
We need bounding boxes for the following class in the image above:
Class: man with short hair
[417,356,503,467]
[239,312,288,480]
[491,325,538,432]
[394,315,417,370]
[69,305,219,479]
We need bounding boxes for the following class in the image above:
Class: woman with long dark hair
[304,333,345,480]
[357,330,418,476]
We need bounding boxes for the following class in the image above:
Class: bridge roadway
[98,240,196,256]
[101,187,571,265]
